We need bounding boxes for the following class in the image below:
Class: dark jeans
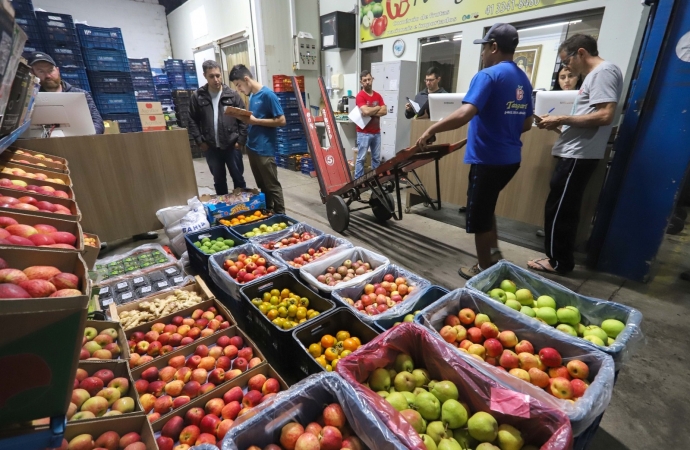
[205,146,246,195]
[466,163,520,233]
[247,151,285,214]
[544,157,599,273]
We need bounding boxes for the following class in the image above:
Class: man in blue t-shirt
[229,64,287,214]
[417,23,534,279]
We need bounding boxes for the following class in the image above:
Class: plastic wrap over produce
[208,242,287,301]
[299,247,390,294]
[251,221,324,250]
[221,372,408,450]
[331,264,431,326]
[94,243,177,283]
[467,260,644,367]
[274,234,353,271]
[418,288,615,435]
[336,323,573,450]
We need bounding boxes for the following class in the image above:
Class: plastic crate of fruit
[250,222,323,252]
[230,214,300,239]
[274,233,353,275]
[373,284,450,332]
[184,225,247,279]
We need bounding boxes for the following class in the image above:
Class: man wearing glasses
[405,66,447,119]
[528,34,623,275]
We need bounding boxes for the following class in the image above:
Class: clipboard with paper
[348,106,371,129]
[406,97,421,114]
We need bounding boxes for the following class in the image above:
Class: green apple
[489,288,507,303]
[583,335,605,346]
[505,299,522,311]
[520,306,536,317]
[505,291,516,301]
[515,289,534,306]
[556,323,577,336]
[556,306,581,326]
[536,295,557,309]
[576,323,586,337]
[536,307,558,325]
[467,411,498,442]
[499,279,517,293]
[403,314,415,323]
[601,319,625,338]
[583,325,608,342]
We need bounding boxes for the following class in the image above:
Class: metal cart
[292,76,466,233]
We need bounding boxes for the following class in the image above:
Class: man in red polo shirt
[354,70,387,179]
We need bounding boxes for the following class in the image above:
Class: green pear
[430,380,459,404]
[414,391,441,421]
[556,323,578,337]
[412,368,431,387]
[536,307,558,325]
[601,319,625,338]
[583,325,608,342]
[515,289,533,306]
[394,371,417,392]
[400,409,426,434]
[520,306,536,317]
[441,399,468,429]
[402,391,417,404]
[389,368,398,379]
[475,444,500,450]
[389,387,397,393]
[467,411,498,442]
[438,438,463,450]
[369,368,391,391]
[428,380,438,391]
[452,428,477,449]
[413,387,428,397]
[536,295,556,309]
[420,434,438,450]
[497,424,524,450]
[385,392,409,411]
[377,390,389,398]
[395,353,415,372]
[505,292,517,301]
[499,279,517,294]
[426,421,448,444]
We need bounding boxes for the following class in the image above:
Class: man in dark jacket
[405,66,448,120]
[188,60,248,194]
[28,52,104,134]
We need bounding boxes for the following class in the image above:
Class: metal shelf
[0,120,31,155]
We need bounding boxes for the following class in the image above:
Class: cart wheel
[326,196,350,232]
[370,194,394,222]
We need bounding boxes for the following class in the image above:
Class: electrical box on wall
[295,35,318,71]
[320,11,356,51]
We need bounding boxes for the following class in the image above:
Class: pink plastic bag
[336,322,573,450]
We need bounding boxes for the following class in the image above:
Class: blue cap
[473,23,519,51]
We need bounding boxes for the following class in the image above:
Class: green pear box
[0,248,89,426]
[151,363,288,434]
[0,210,84,251]
[84,319,130,361]
[0,159,72,185]
[71,360,142,423]
[63,413,156,449]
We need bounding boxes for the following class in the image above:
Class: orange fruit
[320,334,336,348]
[336,330,350,341]
[342,338,359,352]
[254,211,262,216]
[351,337,362,346]
[324,347,339,361]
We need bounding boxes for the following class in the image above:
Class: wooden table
[15,129,198,242]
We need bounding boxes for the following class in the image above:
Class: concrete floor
[104,156,690,449]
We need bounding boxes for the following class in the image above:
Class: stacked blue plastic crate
[75,24,140,131]
[183,60,198,89]
[154,74,173,111]
[11,0,45,60]
[275,92,307,155]
[129,58,157,102]
[163,59,187,90]
[34,11,91,92]
[300,155,314,175]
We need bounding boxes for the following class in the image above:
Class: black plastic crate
[10,0,35,14]
[184,226,247,281]
[239,271,336,359]
[46,43,84,68]
[36,11,78,44]
[76,24,125,51]
[82,48,130,72]
[60,67,90,91]
[15,16,41,42]
[128,58,151,73]
[87,71,133,93]
[134,89,157,101]
[93,92,138,114]
[172,89,191,99]
[231,214,300,239]
[102,113,142,133]
[293,307,379,377]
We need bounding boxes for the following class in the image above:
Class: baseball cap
[27,52,56,67]
[473,23,519,51]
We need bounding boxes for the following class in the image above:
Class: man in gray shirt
[528,34,623,274]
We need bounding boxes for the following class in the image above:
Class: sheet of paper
[407,97,421,113]
[323,35,334,47]
[348,106,371,129]
[389,79,398,91]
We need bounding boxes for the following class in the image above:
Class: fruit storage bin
[223,371,408,450]
[239,271,336,360]
[466,260,644,369]
[336,323,574,450]
[73,360,142,423]
[415,287,615,436]
[331,263,431,326]
[293,307,379,377]
[250,222,324,252]
[87,71,133,94]
[82,48,130,72]
[75,24,125,51]
[230,214,300,239]
[61,414,156,449]
[373,284,450,332]
[93,92,138,114]
[274,233,353,275]
[128,58,151,73]
[272,74,304,92]
[184,226,247,280]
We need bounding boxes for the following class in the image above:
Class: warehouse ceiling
[158,0,188,15]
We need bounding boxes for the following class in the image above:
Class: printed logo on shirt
[516,86,524,101]
[505,86,528,115]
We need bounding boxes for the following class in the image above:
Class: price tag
[121,292,133,300]
[101,298,113,306]
[141,286,152,294]
[158,281,169,288]
[117,282,128,289]
[133,277,145,284]
[165,268,177,275]
[173,276,184,284]
[99,287,110,295]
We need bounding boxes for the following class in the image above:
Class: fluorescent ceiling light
[518,20,582,33]
[422,38,449,46]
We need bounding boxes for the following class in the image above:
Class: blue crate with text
[45,43,84,69]
[129,58,152,74]
[76,24,125,51]
[87,71,133,94]
[93,92,138,114]
[60,67,90,91]
[82,48,130,72]
[36,11,78,44]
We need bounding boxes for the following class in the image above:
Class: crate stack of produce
[183,60,198,89]
[273,75,307,156]
[35,11,91,92]
[172,89,195,129]
[164,59,187,90]
[300,154,314,175]
[74,24,139,132]
[10,0,45,60]
[129,58,157,102]
[154,74,173,112]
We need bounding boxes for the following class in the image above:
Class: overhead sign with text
[360,0,584,42]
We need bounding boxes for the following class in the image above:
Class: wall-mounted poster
[514,45,542,86]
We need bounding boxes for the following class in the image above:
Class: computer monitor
[22,92,96,138]
[428,93,466,122]
[534,90,578,117]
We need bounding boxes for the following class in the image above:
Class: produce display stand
[292,76,467,232]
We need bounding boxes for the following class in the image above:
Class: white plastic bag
[157,197,210,256]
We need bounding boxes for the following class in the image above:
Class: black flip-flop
[528,258,557,274]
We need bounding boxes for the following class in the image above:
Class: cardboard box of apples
[0,210,83,251]
[0,173,74,200]
[129,326,267,424]
[416,288,616,436]
[8,147,69,167]
[0,248,89,425]
[1,160,72,185]
[337,323,574,450]
[151,364,288,449]
[0,186,80,221]
[81,319,130,361]
[466,260,644,369]
[2,149,69,173]
[223,371,408,450]
[52,413,156,450]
